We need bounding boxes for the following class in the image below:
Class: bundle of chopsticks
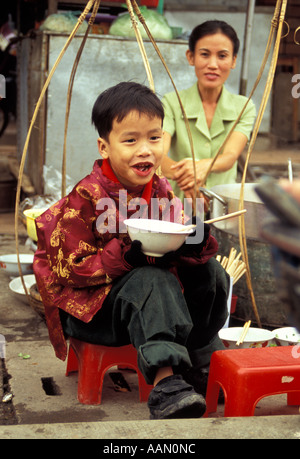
[216,247,247,285]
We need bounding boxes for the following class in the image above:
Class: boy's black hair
[91,81,164,140]
[189,20,240,56]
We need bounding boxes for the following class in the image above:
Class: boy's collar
[101,158,119,183]
[101,158,153,204]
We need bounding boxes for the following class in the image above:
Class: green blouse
[162,82,256,201]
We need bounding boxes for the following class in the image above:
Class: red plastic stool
[66,337,153,405]
[205,346,300,417]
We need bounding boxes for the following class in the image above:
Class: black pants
[61,258,229,384]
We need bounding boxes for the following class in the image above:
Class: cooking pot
[200,183,270,240]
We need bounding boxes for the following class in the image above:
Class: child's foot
[184,366,224,403]
[147,375,206,420]
[183,365,210,396]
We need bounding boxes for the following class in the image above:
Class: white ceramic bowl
[218,327,275,349]
[0,254,34,277]
[9,274,36,304]
[273,327,300,346]
[124,218,194,257]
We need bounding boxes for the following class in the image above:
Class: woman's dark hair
[189,20,240,56]
[92,81,164,140]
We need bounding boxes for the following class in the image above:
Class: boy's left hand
[176,217,210,256]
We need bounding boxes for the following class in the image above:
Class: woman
[162,20,256,201]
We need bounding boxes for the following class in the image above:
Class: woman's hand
[171,158,212,191]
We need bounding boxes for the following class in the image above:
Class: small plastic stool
[66,337,153,405]
[205,346,300,417]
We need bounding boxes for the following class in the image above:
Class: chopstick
[205,209,246,225]
[216,248,247,285]
[236,320,251,346]
[177,209,246,232]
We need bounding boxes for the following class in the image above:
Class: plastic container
[23,208,47,241]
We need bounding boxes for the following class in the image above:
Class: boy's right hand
[124,240,177,269]
[123,240,148,267]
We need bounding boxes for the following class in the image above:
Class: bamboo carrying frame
[15,0,293,325]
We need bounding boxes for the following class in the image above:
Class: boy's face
[97,110,164,188]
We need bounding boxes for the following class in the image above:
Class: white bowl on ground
[273,327,300,346]
[218,327,275,349]
[9,274,36,304]
[124,218,194,257]
[0,254,34,277]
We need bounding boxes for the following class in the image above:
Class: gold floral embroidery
[36,220,44,230]
[50,227,64,247]
[106,274,113,284]
[65,299,90,318]
[77,240,96,254]
[50,208,81,247]
[76,184,101,202]
[66,251,77,266]
[52,248,71,278]
[50,203,64,216]
[63,208,81,220]
[89,267,106,279]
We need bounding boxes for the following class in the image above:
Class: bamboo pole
[238,0,288,327]
[14,0,97,292]
[131,0,199,213]
[62,0,101,197]
[126,0,154,91]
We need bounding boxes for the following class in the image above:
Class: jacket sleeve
[35,187,131,289]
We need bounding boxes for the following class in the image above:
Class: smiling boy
[33,82,229,419]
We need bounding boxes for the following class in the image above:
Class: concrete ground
[0,122,300,439]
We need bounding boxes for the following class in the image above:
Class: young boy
[33,82,229,420]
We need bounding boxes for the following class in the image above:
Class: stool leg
[287,391,300,406]
[66,344,78,375]
[205,380,222,416]
[76,344,105,405]
[224,389,256,417]
[206,375,256,417]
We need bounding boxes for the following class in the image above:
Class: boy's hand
[178,217,210,256]
[124,240,148,267]
[124,240,177,269]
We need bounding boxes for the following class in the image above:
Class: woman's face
[186,32,237,92]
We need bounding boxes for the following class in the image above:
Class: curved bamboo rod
[14,0,97,293]
[62,0,101,197]
[131,0,199,213]
[238,0,288,327]
[295,26,300,45]
[201,3,279,185]
[125,0,154,92]
[199,0,287,326]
